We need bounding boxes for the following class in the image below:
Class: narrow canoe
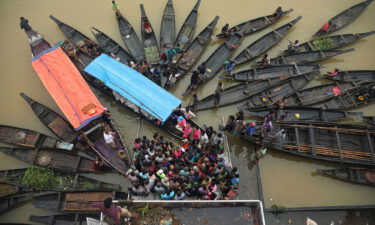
[49,15,101,53]
[242,122,375,166]
[317,83,375,110]
[91,27,135,63]
[237,72,317,110]
[323,70,375,83]
[0,125,74,151]
[190,71,319,111]
[361,116,375,126]
[19,93,77,143]
[115,10,145,63]
[0,168,120,191]
[216,9,293,38]
[22,25,51,57]
[174,0,201,51]
[0,192,45,215]
[29,213,100,225]
[284,81,366,107]
[177,16,220,72]
[140,4,160,65]
[234,16,302,65]
[220,64,321,82]
[182,30,244,96]
[61,43,201,141]
[0,147,93,173]
[267,48,354,66]
[0,180,26,197]
[317,168,375,186]
[314,0,374,37]
[32,191,128,212]
[243,106,364,123]
[284,31,375,54]
[160,0,175,52]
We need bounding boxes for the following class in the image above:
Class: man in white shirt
[103,127,116,149]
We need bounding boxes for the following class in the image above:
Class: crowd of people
[125,130,240,200]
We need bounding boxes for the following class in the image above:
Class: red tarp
[31,45,105,129]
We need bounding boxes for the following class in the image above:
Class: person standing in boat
[214,82,224,106]
[111,0,120,15]
[189,70,200,91]
[271,7,283,18]
[197,61,207,75]
[103,126,117,149]
[20,17,33,32]
[91,197,134,224]
[260,54,270,67]
[288,40,300,53]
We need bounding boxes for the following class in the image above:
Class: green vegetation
[22,166,58,191]
[312,38,334,50]
[271,204,286,215]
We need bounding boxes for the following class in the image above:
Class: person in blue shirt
[224,60,235,77]
[160,190,175,200]
[231,174,240,186]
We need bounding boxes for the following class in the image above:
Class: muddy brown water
[1,0,375,223]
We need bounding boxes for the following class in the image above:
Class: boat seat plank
[273,30,283,38]
[67,29,76,37]
[294,127,301,153]
[31,148,40,165]
[335,128,343,160]
[100,37,111,46]
[36,108,47,117]
[307,41,315,51]
[73,174,79,188]
[83,124,101,136]
[74,156,82,172]
[367,133,375,163]
[245,48,254,58]
[309,126,317,156]
[47,215,55,225]
[293,64,301,75]
[197,36,210,42]
[340,35,348,44]
[320,110,327,122]
[57,192,62,211]
[108,45,120,53]
[31,133,41,147]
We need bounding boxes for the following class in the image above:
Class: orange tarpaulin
[31,45,105,130]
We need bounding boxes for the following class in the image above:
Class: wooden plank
[57,192,62,212]
[73,174,79,189]
[65,192,111,202]
[293,64,301,75]
[74,156,82,172]
[309,125,317,156]
[307,41,315,51]
[335,128,343,160]
[320,110,327,122]
[294,127,301,153]
[47,215,55,225]
[31,148,40,165]
[367,133,375,163]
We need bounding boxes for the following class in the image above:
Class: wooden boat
[361,116,375,126]
[23,26,51,57]
[216,9,293,38]
[0,147,93,173]
[0,168,120,191]
[266,48,354,66]
[237,72,317,110]
[0,192,47,215]
[20,93,77,143]
[29,213,100,225]
[182,29,245,96]
[49,15,101,55]
[91,27,135,63]
[115,10,145,63]
[243,106,364,123]
[177,16,220,72]
[323,70,375,83]
[283,31,375,54]
[284,81,366,107]
[317,168,375,186]
[314,0,374,37]
[174,0,201,51]
[317,83,375,110]
[0,125,74,151]
[242,122,375,166]
[160,0,175,52]
[32,191,128,212]
[0,180,27,197]
[140,4,160,65]
[190,71,319,111]
[61,43,201,141]
[234,16,302,65]
[220,64,321,82]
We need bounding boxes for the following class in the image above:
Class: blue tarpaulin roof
[84,54,182,122]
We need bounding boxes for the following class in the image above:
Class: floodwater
[1,0,375,223]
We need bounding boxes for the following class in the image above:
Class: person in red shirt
[91,197,133,224]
